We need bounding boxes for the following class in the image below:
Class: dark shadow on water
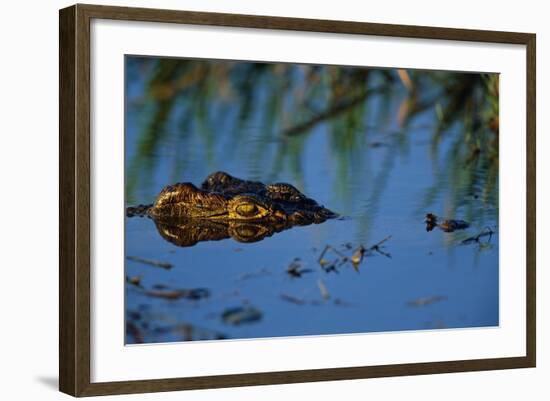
[35,376,58,391]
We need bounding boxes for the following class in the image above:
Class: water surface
[124,57,499,343]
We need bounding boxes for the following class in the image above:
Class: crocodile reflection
[152,217,298,247]
[127,171,338,246]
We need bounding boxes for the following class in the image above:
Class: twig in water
[144,288,210,301]
[286,258,312,278]
[368,235,392,258]
[370,235,393,248]
[321,261,340,274]
[280,293,306,305]
[461,227,495,245]
[317,279,330,300]
[318,245,348,264]
[407,295,447,307]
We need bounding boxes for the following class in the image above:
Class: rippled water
[124,57,499,344]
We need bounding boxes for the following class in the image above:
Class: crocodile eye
[236,203,259,217]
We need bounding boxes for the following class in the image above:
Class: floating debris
[425,213,469,233]
[184,288,211,300]
[221,306,263,325]
[286,258,313,278]
[322,261,339,274]
[425,213,438,232]
[125,275,142,287]
[316,236,392,273]
[319,258,331,267]
[461,227,495,245]
[351,246,366,271]
[126,255,173,269]
[318,245,347,261]
[407,295,447,307]
[368,235,392,258]
[237,268,271,281]
[333,298,353,307]
[151,283,169,290]
[280,293,306,305]
[126,321,144,344]
[318,255,340,273]
[280,292,351,306]
[144,287,210,301]
[317,245,348,269]
[317,279,330,300]
[126,308,227,343]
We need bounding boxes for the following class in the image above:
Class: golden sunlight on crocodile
[126,172,338,246]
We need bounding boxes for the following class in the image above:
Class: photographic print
[124,56,499,344]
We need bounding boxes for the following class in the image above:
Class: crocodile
[127,172,337,245]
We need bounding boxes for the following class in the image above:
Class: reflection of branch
[283,85,388,137]
[317,244,347,263]
[369,235,392,258]
[461,227,495,245]
[370,235,392,249]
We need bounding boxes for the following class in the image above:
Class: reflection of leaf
[397,69,414,92]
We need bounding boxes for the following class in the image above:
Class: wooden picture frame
[59,3,536,397]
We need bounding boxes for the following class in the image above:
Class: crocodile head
[148,183,289,222]
[147,172,336,225]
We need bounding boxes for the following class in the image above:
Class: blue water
[124,57,499,344]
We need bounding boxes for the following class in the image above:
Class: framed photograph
[59,4,536,397]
